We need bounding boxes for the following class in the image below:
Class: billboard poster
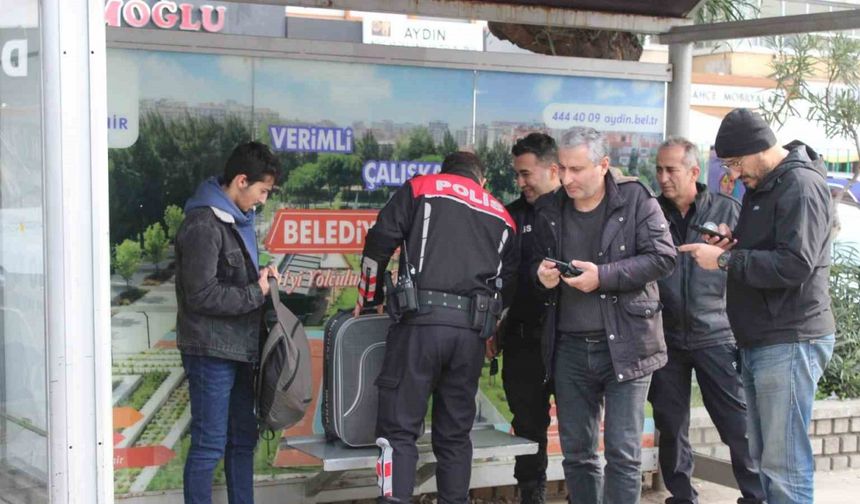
[474,71,666,190]
[106,48,663,493]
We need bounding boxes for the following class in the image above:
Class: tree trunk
[488,23,643,61]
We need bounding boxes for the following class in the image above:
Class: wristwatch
[717,250,732,271]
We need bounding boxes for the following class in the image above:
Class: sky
[110,48,666,131]
[476,71,665,124]
[117,49,254,106]
[254,58,474,129]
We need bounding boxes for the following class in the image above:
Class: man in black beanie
[681,108,835,504]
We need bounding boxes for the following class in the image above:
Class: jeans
[649,344,764,504]
[554,335,651,504]
[182,353,258,504]
[740,334,835,504]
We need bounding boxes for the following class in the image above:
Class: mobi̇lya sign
[104,1,226,33]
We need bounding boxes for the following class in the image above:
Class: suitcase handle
[358,306,384,316]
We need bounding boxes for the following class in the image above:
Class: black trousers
[648,343,765,504]
[501,325,552,484]
[375,323,485,504]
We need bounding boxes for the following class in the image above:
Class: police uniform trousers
[501,323,552,485]
[375,322,485,504]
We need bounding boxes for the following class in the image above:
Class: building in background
[641,0,860,169]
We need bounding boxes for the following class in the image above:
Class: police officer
[490,133,561,504]
[355,151,517,504]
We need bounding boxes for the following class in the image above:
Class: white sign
[1,39,27,77]
[107,53,139,148]
[362,17,483,51]
[691,84,767,109]
[543,103,664,134]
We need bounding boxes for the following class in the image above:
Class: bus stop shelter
[5,1,860,503]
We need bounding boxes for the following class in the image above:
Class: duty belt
[418,290,471,312]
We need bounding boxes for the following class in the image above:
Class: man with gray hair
[534,127,675,503]
[650,137,764,504]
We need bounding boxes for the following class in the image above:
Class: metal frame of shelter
[34,1,860,503]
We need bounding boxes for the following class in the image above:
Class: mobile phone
[690,223,731,242]
[544,257,583,278]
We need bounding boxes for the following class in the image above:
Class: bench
[283,424,539,497]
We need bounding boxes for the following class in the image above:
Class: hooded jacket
[174,177,266,362]
[184,177,260,269]
[724,143,836,348]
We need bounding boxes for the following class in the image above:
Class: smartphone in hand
[690,223,731,242]
[544,258,584,278]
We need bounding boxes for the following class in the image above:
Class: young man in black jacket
[175,141,280,504]
[493,133,561,504]
[651,137,764,504]
[682,109,835,504]
[535,128,675,504]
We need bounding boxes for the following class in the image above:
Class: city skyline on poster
[110,49,666,154]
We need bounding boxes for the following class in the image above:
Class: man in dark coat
[493,132,561,503]
[682,108,836,504]
[175,141,280,504]
[650,137,764,504]
[534,127,675,504]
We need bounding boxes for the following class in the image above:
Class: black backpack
[256,279,313,431]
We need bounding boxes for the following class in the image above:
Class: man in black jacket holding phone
[651,137,764,504]
[682,109,835,504]
[534,128,675,504]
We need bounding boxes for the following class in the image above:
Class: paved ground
[111,276,178,356]
[549,471,860,503]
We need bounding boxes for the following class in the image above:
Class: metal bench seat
[283,424,538,497]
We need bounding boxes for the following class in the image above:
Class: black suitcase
[322,311,393,447]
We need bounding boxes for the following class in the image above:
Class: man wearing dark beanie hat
[681,108,835,504]
[714,108,778,159]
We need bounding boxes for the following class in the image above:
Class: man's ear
[599,156,610,174]
[691,165,702,181]
[234,173,248,188]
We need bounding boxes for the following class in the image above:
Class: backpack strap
[261,278,290,358]
[269,277,285,315]
[269,277,299,331]
[257,279,285,411]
